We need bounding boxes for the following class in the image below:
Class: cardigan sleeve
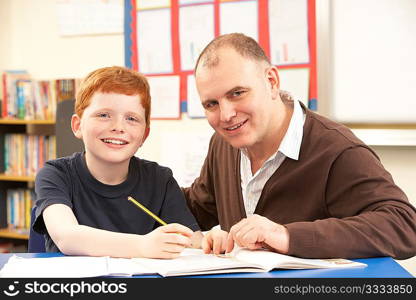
[285,146,416,259]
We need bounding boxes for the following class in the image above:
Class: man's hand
[226,214,289,254]
[201,228,229,255]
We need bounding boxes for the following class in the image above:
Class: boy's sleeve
[160,171,200,231]
[33,164,73,234]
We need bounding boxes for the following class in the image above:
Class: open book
[125,248,366,277]
[0,248,366,278]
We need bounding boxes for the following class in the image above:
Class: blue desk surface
[0,253,413,278]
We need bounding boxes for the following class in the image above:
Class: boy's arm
[43,203,193,258]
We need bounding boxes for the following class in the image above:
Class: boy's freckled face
[74,92,148,165]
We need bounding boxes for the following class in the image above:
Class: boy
[33,66,202,259]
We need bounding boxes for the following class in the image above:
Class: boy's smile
[72,92,149,182]
[101,137,129,146]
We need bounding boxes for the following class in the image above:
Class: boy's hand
[201,228,229,255]
[139,223,193,259]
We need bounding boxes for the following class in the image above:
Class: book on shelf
[6,188,35,230]
[3,134,56,176]
[1,70,80,120]
[0,248,366,278]
[1,70,30,119]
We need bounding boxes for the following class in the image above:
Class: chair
[55,99,84,157]
[28,207,46,252]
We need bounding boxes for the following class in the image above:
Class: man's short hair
[195,33,271,72]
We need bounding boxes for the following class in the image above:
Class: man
[183,33,416,259]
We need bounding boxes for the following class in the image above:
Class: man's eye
[97,113,110,118]
[232,90,245,97]
[204,101,218,110]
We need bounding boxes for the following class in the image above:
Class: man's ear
[71,114,83,139]
[266,65,280,99]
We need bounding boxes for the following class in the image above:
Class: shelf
[0,174,36,182]
[0,119,55,125]
[0,228,29,240]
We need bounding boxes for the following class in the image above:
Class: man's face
[71,92,149,168]
[195,48,280,150]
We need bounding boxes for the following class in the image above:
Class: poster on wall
[56,0,123,36]
[124,0,317,119]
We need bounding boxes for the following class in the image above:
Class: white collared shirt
[240,100,305,216]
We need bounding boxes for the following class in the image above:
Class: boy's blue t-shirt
[33,152,200,252]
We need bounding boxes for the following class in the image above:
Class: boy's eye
[97,112,110,118]
[126,116,139,122]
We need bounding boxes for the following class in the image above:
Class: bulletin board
[124,0,317,120]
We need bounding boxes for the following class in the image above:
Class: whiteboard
[330,0,416,124]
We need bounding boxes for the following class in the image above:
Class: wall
[1,0,415,275]
[316,0,416,275]
[0,0,124,79]
[329,0,416,123]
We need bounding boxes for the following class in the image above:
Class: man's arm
[285,146,416,259]
[222,146,416,259]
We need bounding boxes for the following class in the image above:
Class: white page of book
[279,68,310,106]
[0,256,108,278]
[137,9,173,74]
[234,248,367,270]
[107,258,155,276]
[147,75,180,119]
[179,4,215,70]
[220,1,258,41]
[269,0,309,65]
[131,249,258,276]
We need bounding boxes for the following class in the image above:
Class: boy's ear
[71,114,83,139]
[141,127,150,146]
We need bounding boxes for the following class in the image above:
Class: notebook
[0,248,366,278]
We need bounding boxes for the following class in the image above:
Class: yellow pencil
[127,196,167,226]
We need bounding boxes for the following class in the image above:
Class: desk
[0,253,413,278]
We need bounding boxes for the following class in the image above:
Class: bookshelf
[0,228,29,240]
[0,72,76,250]
[0,119,55,125]
[0,120,55,245]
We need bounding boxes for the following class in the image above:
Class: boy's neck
[84,153,130,185]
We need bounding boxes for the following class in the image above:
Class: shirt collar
[278,99,305,160]
[241,99,305,162]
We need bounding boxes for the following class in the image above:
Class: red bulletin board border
[124,0,318,118]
